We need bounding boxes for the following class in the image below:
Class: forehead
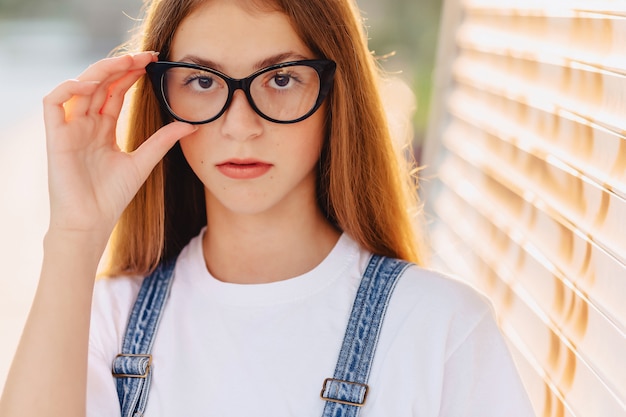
[170,1,313,76]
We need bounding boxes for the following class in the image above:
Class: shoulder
[395,263,493,318]
[382,262,498,356]
[358,253,494,332]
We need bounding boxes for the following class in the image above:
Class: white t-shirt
[87,231,535,416]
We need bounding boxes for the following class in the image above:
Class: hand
[42,52,197,242]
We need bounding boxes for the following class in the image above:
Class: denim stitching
[321,255,411,417]
[114,259,176,417]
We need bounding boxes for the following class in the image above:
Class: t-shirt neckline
[176,229,359,307]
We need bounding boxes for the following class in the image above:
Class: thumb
[132,122,198,177]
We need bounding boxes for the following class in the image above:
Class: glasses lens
[250,65,321,122]
[162,66,228,123]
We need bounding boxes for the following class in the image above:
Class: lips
[216,159,273,180]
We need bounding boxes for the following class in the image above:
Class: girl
[0,0,535,416]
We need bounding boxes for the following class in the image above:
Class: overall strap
[112,258,177,417]
[321,255,411,417]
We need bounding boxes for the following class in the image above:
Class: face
[169,1,327,218]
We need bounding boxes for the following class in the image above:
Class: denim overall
[112,254,411,417]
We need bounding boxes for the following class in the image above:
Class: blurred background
[0,0,442,395]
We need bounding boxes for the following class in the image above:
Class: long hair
[106,0,426,277]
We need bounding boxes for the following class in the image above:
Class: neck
[202,194,340,284]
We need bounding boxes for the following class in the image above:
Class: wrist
[43,228,109,262]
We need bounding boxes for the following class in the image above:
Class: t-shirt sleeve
[439,311,536,417]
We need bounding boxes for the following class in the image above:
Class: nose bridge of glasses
[222,76,259,118]
[224,75,257,108]
[224,71,254,93]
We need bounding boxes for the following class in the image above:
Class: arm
[0,52,196,417]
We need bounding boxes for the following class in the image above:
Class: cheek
[289,138,324,185]
[178,127,214,167]
[293,111,327,157]
[283,129,325,172]
[179,136,201,169]
[179,124,216,155]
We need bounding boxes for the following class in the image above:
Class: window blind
[422,1,626,416]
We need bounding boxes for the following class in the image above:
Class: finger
[87,71,131,116]
[88,52,159,115]
[132,122,198,181]
[77,52,157,82]
[43,80,101,129]
[70,56,135,117]
[72,52,158,117]
[91,69,146,117]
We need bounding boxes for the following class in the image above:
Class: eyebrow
[178,51,311,73]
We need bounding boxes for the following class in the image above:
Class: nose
[220,90,263,141]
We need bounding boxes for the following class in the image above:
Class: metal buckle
[320,378,369,407]
[112,353,152,378]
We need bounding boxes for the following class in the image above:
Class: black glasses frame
[145,59,337,125]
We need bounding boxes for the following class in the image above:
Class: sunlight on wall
[423,1,626,416]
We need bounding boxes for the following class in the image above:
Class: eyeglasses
[145,59,336,124]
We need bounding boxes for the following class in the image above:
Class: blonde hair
[106,0,426,276]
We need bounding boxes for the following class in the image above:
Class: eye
[268,71,300,89]
[195,77,213,89]
[271,74,291,88]
[184,74,216,92]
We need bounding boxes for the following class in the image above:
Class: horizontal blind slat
[425,3,626,414]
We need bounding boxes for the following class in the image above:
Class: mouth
[216,159,273,179]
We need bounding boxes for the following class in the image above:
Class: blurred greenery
[358,0,443,148]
